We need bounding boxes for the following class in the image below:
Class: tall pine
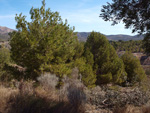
[10,0,78,79]
[85,32,127,84]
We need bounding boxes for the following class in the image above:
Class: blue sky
[0,0,136,35]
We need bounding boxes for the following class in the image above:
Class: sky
[0,0,136,35]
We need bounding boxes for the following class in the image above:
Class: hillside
[77,32,144,41]
[0,26,14,41]
[0,26,144,41]
[0,26,14,35]
[0,34,10,41]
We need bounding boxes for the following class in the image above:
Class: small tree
[10,0,78,79]
[121,52,146,84]
[85,31,127,84]
[73,57,96,87]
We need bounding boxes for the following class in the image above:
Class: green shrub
[85,32,127,85]
[73,58,96,87]
[0,46,10,64]
[121,52,146,84]
[0,47,11,81]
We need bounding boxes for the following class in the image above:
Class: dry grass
[5,86,85,113]
[0,85,18,113]
[0,69,150,113]
[142,106,150,113]
[0,78,85,113]
[60,68,86,111]
[1,83,150,113]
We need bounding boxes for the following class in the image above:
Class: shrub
[60,68,86,111]
[121,52,146,84]
[4,73,85,113]
[2,64,25,81]
[85,31,127,85]
[18,80,35,95]
[73,58,96,87]
[66,84,86,108]
[6,91,85,113]
[37,73,58,91]
[0,86,17,112]
[0,46,10,65]
[0,46,11,81]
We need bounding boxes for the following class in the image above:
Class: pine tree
[121,52,146,84]
[10,0,78,79]
[85,32,127,84]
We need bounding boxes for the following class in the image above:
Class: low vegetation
[0,74,150,113]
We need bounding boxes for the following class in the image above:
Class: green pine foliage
[9,0,96,87]
[0,46,11,80]
[10,0,78,79]
[0,46,10,65]
[85,31,127,85]
[83,48,94,66]
[73,57,96,87]
[8,0,146,87]
[121,52,146,84]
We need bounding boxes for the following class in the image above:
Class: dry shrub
[5,85,85,113]
[35,86,59,102]
[0,86,18,113]
[37,73,58,91]
[0,86,10,112]
[6,92,56,113]
[37,73,59,101]
[3,69,85,113]
[18,79,35,95]
[60,68,86,112]
[66,82,86,107]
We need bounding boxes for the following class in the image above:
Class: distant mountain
[106,34,143,41]
[0,26,14,41]
[76,32,91,42]
[77,32,144,42]
[0,26,144,41]
[0,26,14,35]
